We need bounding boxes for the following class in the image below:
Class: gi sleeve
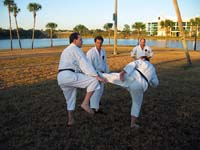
[148,46,154,58]
[131,47,137,57]
[104,52,110,73]
[76,48,97,77]
[149,72,159,87]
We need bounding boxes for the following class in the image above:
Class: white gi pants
[102,73,145,117]
[57,71,100,110]
[90,82,104,109]
[128,80,144,117]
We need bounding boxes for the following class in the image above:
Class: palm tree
[123,24,130,38]
[160,19,174,36]
[173,0,192,65]
[27,3,42,49]
[189,17,200,50]
[3,0,15,50]
[73,24,89,36]
[103,23,113,45]
[46,22,58,47]
[160,19,174,47]
[132,22,146,44]
[11,4,22,50]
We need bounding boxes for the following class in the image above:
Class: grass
[0,46,200,150]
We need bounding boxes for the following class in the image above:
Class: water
[0,38,199,50]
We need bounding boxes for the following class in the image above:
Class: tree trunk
[32,13,36,49]
[8,6,13,50]
[193,32,197,51]
[137,30,140,45]
[165,28,167,48]
[108,30,110,45]
[172,0,192,65]
[50,29,53,47]
[14,16,22,50]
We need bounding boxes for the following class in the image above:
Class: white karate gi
[103,59,158,117]
[131,45,153,59]
[57,43,100,110]
[86,47,109,109]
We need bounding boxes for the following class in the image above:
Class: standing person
[102,55,159,128]
[86,35,109,113]
[131,38,154,60]
[57,32,106,126]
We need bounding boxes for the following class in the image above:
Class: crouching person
[57,32,106,126]
[102,55,159,128]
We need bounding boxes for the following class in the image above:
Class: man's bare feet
[81,104,94,114]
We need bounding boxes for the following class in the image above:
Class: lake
[0,38,199,50]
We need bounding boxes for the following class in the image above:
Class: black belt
[135,68,149,84]
[58,68,75,73]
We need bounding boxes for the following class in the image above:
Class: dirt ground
[0,46,200,150]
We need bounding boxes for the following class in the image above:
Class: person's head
[69,32,83,48]
[94,35,104,50]
[139,38,146,48]
[140,56,149,61]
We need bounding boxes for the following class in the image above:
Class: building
[146,16,200,37]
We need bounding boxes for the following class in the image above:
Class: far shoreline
[0,45,198,59]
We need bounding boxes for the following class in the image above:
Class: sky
[0,0,200,30]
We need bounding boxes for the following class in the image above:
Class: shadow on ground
[0,60,200,150]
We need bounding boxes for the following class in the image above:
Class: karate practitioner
[102,54,159,128]
[131,38,154,60]
[57,32,106,126]
[86,35,109,113]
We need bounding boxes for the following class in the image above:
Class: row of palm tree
[4,0,59,50]
[3,0,41,50]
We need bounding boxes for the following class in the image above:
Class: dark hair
[94,35,104,43]
[69,32,80,43]
[140,38,146,42]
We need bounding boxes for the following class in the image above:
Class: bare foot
[81,104,94,114]
[67,118,75,127]
[130,123,140,129]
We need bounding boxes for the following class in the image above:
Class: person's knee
[87,78,100,92]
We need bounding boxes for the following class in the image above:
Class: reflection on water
[0,38,199,50]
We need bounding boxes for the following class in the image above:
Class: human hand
[96,76,107,83]
[120,70,126,81]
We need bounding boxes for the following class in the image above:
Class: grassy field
[0,46,200,150]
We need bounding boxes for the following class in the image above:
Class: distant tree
[189,17,200,50]
[160,19,174,47]
[160,19,174,36]
[122,24,130,38]
[103,23,113,45]
[189,17,200,34]
[73,24,89,36]
[46,22,58,47]
[3,0,15,50]
[132,22,146,43]
[27,3,42,49]
[10,4,22,50]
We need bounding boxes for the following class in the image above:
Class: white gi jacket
[57,43,100,110]
[86,47,109,75]
[86,47,109,109]
[58,43,97,78]
[131,45,153,59]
